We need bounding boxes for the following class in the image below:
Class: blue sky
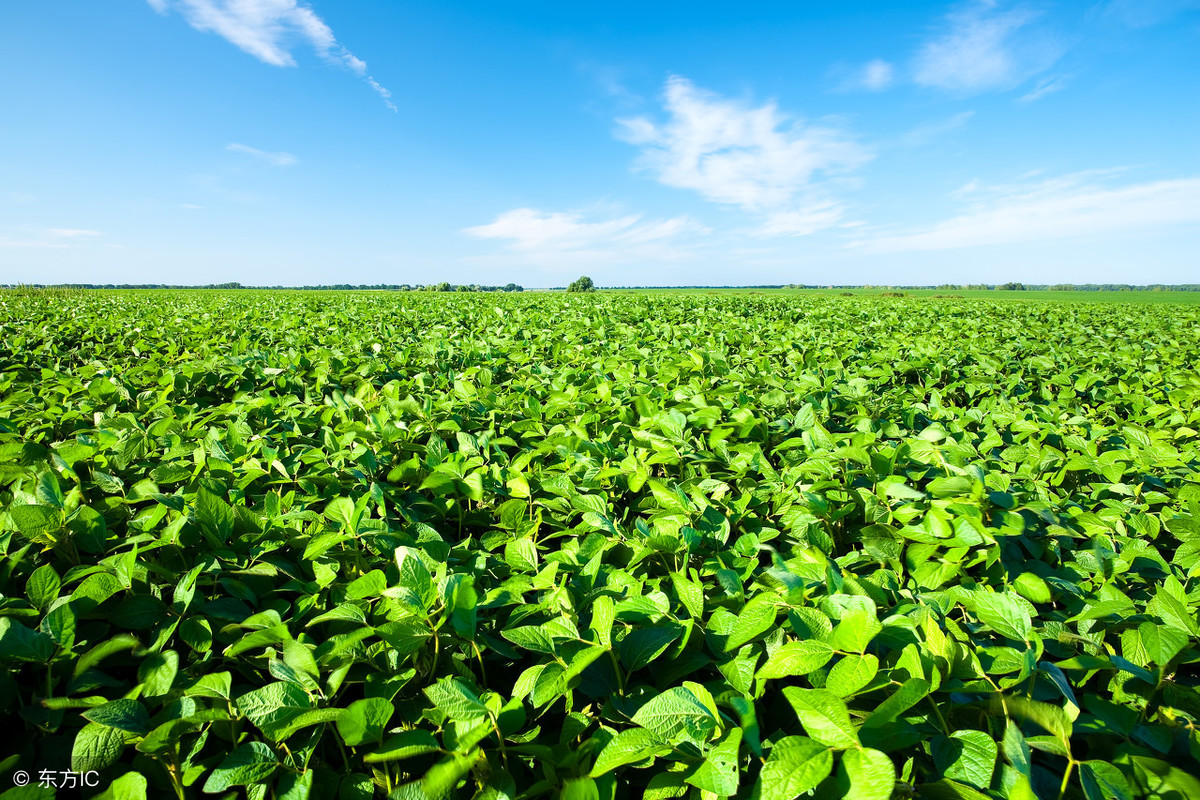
[1,1,1197,287]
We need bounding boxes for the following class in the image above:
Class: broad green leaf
[409,751,482,799]
[757,640,834,680]
[726,594,778,651]
[686,728,742,795]
[365,730,443,763]
[755,736,833,800]
[186,671,233,701]
[1080,760,1133,800]
[589,595,615,646]
[236,682,314,742]
[225,624,291,658]
[94,771,149,800]
[202,741,279,793]
[345,570,387,600]
[26,565,61,610]
[561,777,600,800]
[324,497,356,530]
[136,719,195,756]
[782,688,859,748]
[424,677,488,724]
[630,686,718,744]
[9,505,62,538]
[71,723,125,773]
[194,487,234,541]
[1001,719,1032,778]
[1013,573,1051,604]
[138,649,179,697]
[501,625,557,655]
[394,546,435,608]
[840,747,895,800]
[0,618,55,662]
[82,699,151,734]
[1137,621,1187,667]
[861,678,931,749]
[620,625,682,671]
[377,617,431,654]
[971,591,1032,642]
[275,770,315,800]
[826,604,881,653]
[590,728,670,776]
[932,731,997,789]
[1004,696,1072,748]
[1126,756,1200,799]
[337,698,395,747]
[39,602,76,651]
[670,571,704,619]
[916,779,994,800]
[825,654,879,697]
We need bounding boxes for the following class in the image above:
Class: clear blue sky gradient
[1,1,1197,286]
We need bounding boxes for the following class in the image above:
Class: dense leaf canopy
[1,290,1199,799]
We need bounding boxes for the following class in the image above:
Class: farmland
[1,289,1199,799]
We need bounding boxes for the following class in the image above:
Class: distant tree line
[929,283,1200,292]
[607,283,1200,291]
[2,282,525,292]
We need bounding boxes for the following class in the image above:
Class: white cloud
[1017,75,1068,103]
[149,0,394,107]
[859,173,1200,252]
[366,77,397,112]
[47,228,103,238]
[850,59,896,91]
[227,142,298,166]
[861,59,896,91]
[914,2,1061,93]
[464,207,708,267]
[758,203,848,237]
[616,76,869,236]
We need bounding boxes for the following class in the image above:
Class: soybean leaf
[782,688,858,749]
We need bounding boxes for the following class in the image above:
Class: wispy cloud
[578,62,644,109]
[464,207,708,267]
[758,203,848,237]
[1095,0,1200,28]
[839,59,896,92]
[617,76,869,236]
[366,77,397,112]
[1017,75,1068,103]
[148,0,394,109]
[227,142,298,166]
[913,2,1061,93]
[901,111,975,147]
[46,228,103,238]
[0,228,105,249]
[858,172,1200,252]
[0,239,70,250]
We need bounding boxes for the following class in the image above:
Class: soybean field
[2,290,1199,800]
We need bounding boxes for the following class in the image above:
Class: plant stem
[1058,759,1076,800]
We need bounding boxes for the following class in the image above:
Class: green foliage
[1,289,1199,798]
[567,275,596,293]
